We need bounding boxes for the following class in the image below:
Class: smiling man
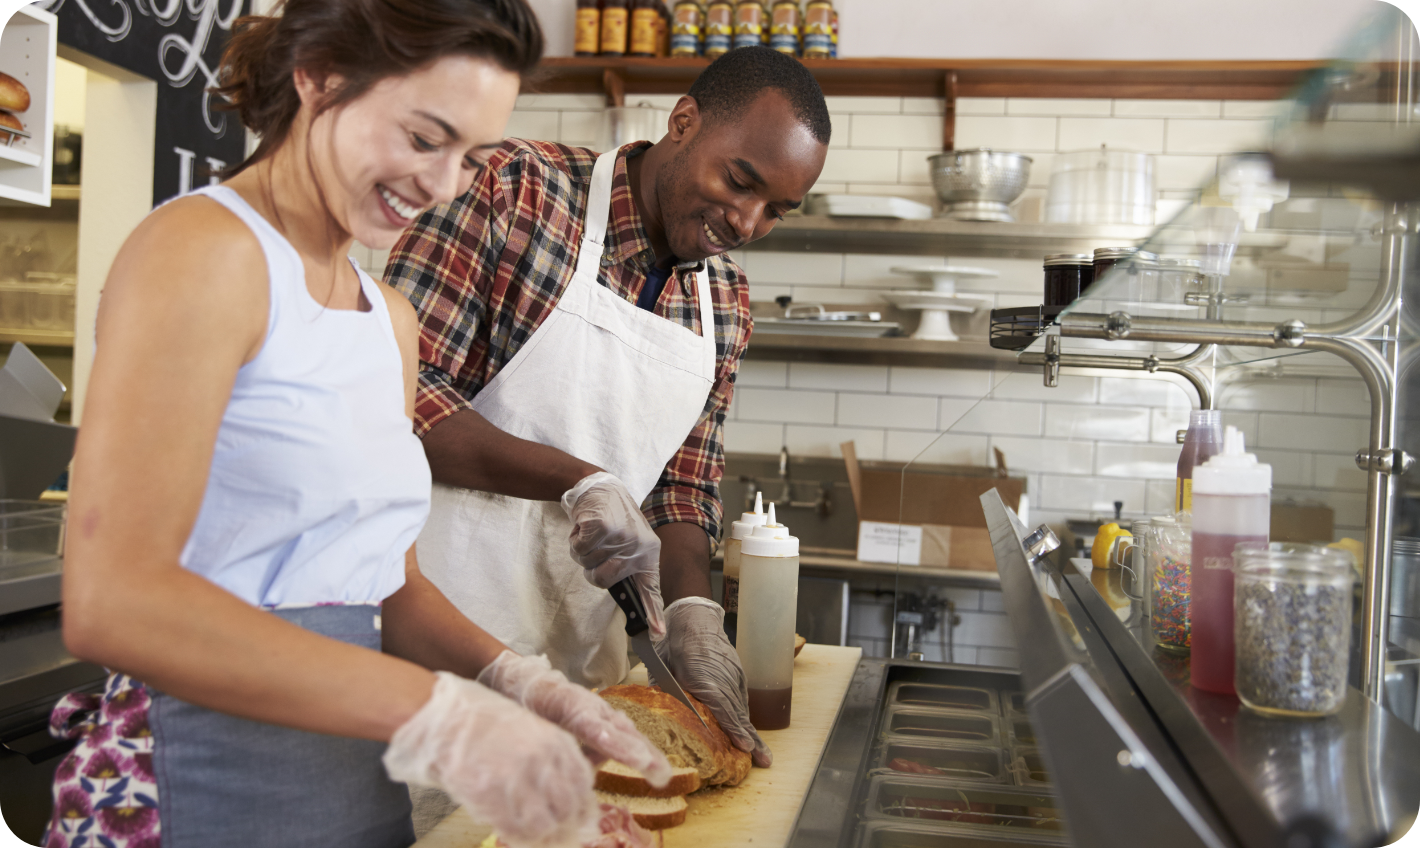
[385,45,829,771]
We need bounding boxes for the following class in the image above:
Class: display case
[789,6,1420,847]
[0,4,56,207]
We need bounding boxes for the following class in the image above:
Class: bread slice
[594,791,688,830]
[596,760,701,797]
[600,685,751,787]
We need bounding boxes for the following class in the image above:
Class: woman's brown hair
[216,0,543,176]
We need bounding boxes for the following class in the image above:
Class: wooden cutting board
[415,643,863,848]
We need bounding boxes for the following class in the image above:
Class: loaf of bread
[600,684,751,787]
[595,760,701,797]
[593,791,688,831]
[0,73,30,113]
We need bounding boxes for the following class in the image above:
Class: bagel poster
[33,0,247,204]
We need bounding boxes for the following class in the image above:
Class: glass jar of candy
[1146,516,1192,655]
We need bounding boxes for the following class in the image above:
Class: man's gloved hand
[561,472,665,638]
[651,597,772,768]
[383,671,599,848]
[478,650,672,784]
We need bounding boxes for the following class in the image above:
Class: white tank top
[175,186,431,607]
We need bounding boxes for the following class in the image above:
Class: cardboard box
[842,442,1027,572]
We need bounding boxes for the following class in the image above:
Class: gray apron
[148,605,414,848]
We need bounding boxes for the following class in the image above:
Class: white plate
[752,318,902,337]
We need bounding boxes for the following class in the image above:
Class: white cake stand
[885,265,999,340]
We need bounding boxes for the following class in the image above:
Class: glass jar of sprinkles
[1233,543,1354,717]
[1043,253,1093,307]
[1147,516,1192,655]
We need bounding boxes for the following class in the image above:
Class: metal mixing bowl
[929,149,1033,221]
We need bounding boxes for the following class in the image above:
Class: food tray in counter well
[878,741,1006,784]
[1008,747,1051,788]
[886,681,998,714]
[881,708,999,745]
[856,820,1067,848]
[1001,690,1027,719]
[1008,716,1037,748]
[863,775,1068,839]
[0,499,64,569]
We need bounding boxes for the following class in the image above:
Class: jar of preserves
[574,0,601,56]
[1042,253,1092,307]
[704,0,733,57]
[733,0,766,50]
[802,0,832,58]
[670,0,702,56]
[601,0,629,55]
[769,0,800,54]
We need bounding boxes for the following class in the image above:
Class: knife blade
[608,577,709,730]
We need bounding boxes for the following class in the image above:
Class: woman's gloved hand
[478,651,672,784]
[561,471,665,638]
[383,672,599,848]
[652,597,773,768]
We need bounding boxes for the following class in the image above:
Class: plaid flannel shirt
[385,139,752,542]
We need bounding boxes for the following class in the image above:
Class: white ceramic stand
[885,265,998,341]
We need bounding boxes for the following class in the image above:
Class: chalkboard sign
[33,0,247,204]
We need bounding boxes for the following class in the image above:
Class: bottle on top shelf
[769,0,801,55]
[733,0,767,50]
[670,0,704,56]
[630,0,660,56]
[802,0,832,58]
[1189,426,1271,696]
[575,0,601,56]
[601,0,630,55]
[704,0,734,57]
[656,1,671,56]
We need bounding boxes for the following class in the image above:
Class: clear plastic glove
[652,597,773,768]
[384,672,599,848]
[478,651,672,784]
[561,471,665,638]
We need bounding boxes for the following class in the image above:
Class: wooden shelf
[747,215,1155,258]
[531,57,1322,101]
[0,329,74,347]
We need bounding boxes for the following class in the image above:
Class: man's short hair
[687,47,831,145]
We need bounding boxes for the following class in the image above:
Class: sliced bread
[596,760,702,797]
[594,790,688,830]
[600,684,751,787]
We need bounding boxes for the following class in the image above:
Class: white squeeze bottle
[1190,426,1271,695]
[722,492,767,641]
[736,503,800,731]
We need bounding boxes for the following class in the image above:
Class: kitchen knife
[608,577,709,730]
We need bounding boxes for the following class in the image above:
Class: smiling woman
[42,2,675,848]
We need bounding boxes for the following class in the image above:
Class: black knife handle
[609,577,650,637]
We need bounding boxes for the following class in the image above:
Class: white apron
[417,150,718,687]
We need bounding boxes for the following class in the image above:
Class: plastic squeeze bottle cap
[1192,426,1271,496]
[741,503,799,557]
[730,492,769,541]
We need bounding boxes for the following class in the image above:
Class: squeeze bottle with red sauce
[735,504,799,730]
[1190,426,1270,695]
[1176,409,1223,513]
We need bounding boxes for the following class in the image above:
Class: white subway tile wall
[347,93,1368,666]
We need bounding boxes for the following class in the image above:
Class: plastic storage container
[1191,426,1271,695]
[856,820,1067,848]
[0,499,65,568]
[1045,147,1156,225]
[1233,542,1354,717]
[880,741,1006,784]
[735,503,799,730]
[863,775,1068,836]
[883,709,999,744]
[888,681,998,714]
